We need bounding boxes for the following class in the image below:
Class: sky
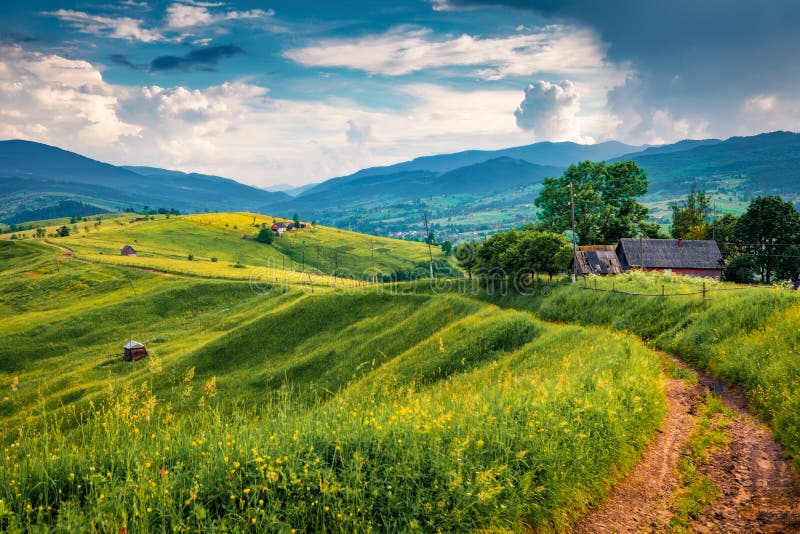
[0,1,798,186]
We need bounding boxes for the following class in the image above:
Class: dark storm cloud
[109,53,140,70]
[444,0,800,135]
[149,44,245,72]
[0,30,37,44]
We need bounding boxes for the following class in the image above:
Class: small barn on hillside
[617,238,724,279]
[571,245,623,276]
[123,340,147,361]
[271,222,287,237]
[121,245,137,256]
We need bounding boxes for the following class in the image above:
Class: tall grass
[506,272,800,469]
[0,317,663,532]
[0,241,666,531]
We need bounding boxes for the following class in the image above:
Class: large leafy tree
[735,196,800,284]
[535,160,649,244]
[501,230,572,280]
[671,187,711,238]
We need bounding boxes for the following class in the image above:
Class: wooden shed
[121,245,137,256]
[123,340,147,362]
[571,246,623,276]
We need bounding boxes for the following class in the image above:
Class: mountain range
[2,132,799,239]
[0,140,288,224]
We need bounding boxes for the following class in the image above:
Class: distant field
[1,212,444,281]
[0,239,664,531]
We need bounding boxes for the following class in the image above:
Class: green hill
[2,212,443,282]
[0,238,665,531]
[0,140,289,222]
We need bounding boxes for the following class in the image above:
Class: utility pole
[569,182,578,282]
[712,199,717,242]
[370,240,376,284]
[422,212,435,280]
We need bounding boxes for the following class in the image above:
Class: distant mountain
[261,182,320,196]
[0,141,288,222]
[304,140,640,197]
[612,131,800,195]
[266,157,562,214]
[260,131,800,242]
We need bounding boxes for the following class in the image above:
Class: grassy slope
[0,240,665,532]
[487,272,800,470]
[30,212,440,281]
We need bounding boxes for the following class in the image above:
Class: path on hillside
[570,355,800,534]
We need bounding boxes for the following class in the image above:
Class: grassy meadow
[0,238,667,531]
[486,272,800,470]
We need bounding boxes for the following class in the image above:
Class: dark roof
[272,222,287,228]
[572,249,623,275]
[617,238,724,270]
[121,245,136,253]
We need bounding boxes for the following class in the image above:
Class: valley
[1,214,799,531]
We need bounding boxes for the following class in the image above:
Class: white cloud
[346,120,373,144]
[514,80,584,141]
[165,2,273,29]
[284,25,628,83]
[745,94,777,112]
[43,9,165,42]
[0,44,139,146]
[643,109,710,145]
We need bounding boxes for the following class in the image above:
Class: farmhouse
[271,222,287,237]
[120,245,137,256]
[123,340,147,362]
[616,238,724,279]
[571,245,623,276]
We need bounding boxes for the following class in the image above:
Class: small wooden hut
[123,340,147,362]
[121,245,137,256]
[571,245,623,276]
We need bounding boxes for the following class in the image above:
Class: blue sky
[0,1,797,185]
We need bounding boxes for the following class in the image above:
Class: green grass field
[484,271,800,471]
[0,238,666,531]
[2,212,442,282]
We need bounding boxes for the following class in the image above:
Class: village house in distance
[572,238,725,280]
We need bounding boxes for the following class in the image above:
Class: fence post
[702,281,707,301]
[594,278,597,290]
[662,284,665,297]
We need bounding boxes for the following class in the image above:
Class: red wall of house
[642,267,721,280]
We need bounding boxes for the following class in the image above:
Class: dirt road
[571,356,800,533]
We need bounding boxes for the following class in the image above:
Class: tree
[454,243,478,280]
[724,254,758,283]
[735,196,800,284]
[704,213,740,260]
[535,160,649,244]
[502,230,572,281]
[671,187,711,238]
[440,241,452,256]
[293,213,301,229]
[256,227,275,245]
[35,228,45,238]
[57,225,70,237]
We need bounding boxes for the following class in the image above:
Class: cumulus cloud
[514,81,583,141]
[0,44,139,147]
[43,9,165,42]
[149,44,244,72]
[165,2,273,29]
[284,25,627,83]
[346,120,372,145]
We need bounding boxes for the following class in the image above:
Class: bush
[187,253,194,261]
[211,257,218,263]
[256,227,274,245]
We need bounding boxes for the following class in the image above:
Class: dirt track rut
[570,356,800,533]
